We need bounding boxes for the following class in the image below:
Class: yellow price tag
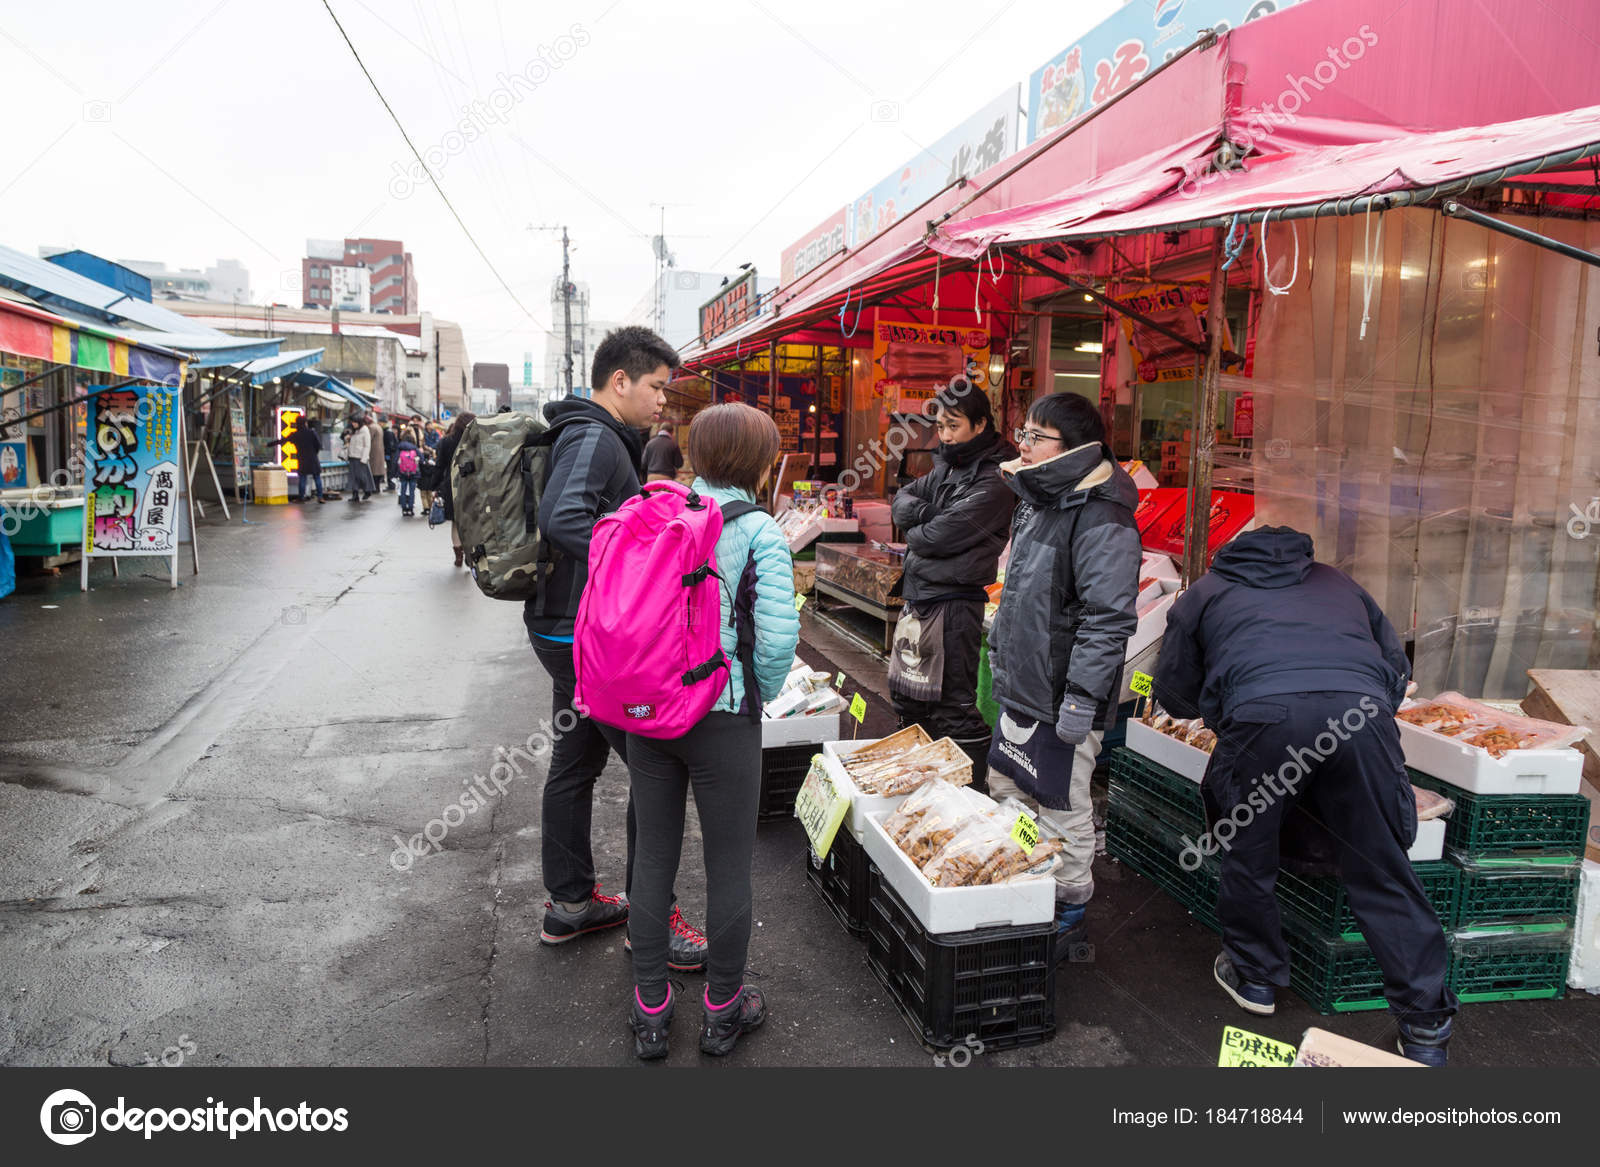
[1129,671,1154,698]
[835,670,845,690]
[849,693,867,723]
[1009,813,1040,856]
[794,756,850,859]
[794,593,807,611]
[1217,1027,1296,1068]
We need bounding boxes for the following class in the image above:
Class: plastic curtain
[1247,206,1600,699]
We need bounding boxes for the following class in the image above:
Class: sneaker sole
[539,916,628,945]
[1214,966,1276,1016]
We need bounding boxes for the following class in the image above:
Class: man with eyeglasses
[987,392,1141,964]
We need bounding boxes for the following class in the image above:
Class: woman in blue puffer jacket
[626,403,800,1062]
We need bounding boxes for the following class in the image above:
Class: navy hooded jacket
[1153,526,1410,726]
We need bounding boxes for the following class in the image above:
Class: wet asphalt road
[1,494,1596,1068]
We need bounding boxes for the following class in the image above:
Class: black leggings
[627,712,762,1003]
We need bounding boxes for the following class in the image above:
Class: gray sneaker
[539,886,629,945]
[624,905,708,973]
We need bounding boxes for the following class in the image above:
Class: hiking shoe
[539,885,629,945]
[699,985,766,1056]
[624,905,709,973]
[1214,953,1276,1015]
[628,985,673,1061]
[1396,1017,1452,1067]
[1053,902,1090,966]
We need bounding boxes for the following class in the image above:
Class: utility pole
[561,226,573,395]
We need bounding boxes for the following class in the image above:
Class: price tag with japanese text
[1129,671,1154,698]
[1218,1027,1296,1068]
[1009,812,1040,856]
[794,756,850,860]
[849,693,867,723]
[794,593,807,611]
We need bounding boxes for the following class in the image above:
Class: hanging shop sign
[698,269,760,345]
[0,440,25,486]
[1115,283,1233,383]
[780,207,848,286]
[83,384,183,558]
[848,88,1019,249]
[1025,0,1305,144]
[871,318,992,413]
[1233,392,1254,438]
[275,406,304,475]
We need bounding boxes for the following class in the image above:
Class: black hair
[591,325,680,393]
[1027,392,1106,451]
[934,377,993,430]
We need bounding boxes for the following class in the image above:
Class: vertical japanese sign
[227,391,249,501]
[83,384,182,558]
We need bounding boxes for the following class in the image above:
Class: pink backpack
[574,481,759,739]
[397,447,419,475]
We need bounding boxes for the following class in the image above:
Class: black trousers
[627,712,762,1003]
[1203,690,1457,1025]
[891,597,990,784]
[531,637,637,903]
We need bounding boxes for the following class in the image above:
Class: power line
[320,0,549,334]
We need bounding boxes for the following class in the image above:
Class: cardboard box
[1293,1027,1422,1067]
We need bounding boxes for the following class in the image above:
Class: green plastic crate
[1104,806,1219,930]
[1450,850,1582,927]
[1277,862,1459,939]
[1107,747,1205,830]
[1449,924,1572,1002]
[1409,770,1590,857]
[1281,914,1391,1013]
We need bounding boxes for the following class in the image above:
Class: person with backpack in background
[344,416,375,501]
[617,404,799,1060]
[395,428,421,516]
[986,392,1140,965]
[888,378,1015,789]
[526,326,707,973]
[418,425,440,515]
[383,422,399,492]
[433,412,474,565]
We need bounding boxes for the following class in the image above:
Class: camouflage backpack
[450,412,557,601]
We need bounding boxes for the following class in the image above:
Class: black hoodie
[890,427,1017,603]
[1153,525,1410,726]
[524,395,646,640]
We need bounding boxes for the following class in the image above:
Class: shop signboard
[871,317,991,412]
[1233,392,1254,438]
[780,207,848,287]
[0,440,25,487]
[848,88,1019,250]
[275,406,304,475]
[1025,0,1305,144]
[1115,283,1232,383]
[698,269,760,345]
[82,384,183,561]
[227,391,249,500]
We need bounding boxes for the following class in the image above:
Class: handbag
[887,601,946,702]
[428,495,446,528]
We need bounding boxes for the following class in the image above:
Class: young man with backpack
[525,326,708,972]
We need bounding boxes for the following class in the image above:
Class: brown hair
[688,404,780,493]
[447,411,477,440]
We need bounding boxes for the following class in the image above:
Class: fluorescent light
[1074,341,1103,354]
[1054,372,1099,379]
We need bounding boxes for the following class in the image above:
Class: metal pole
[1181,230,1229,586]
[1441,200,1600,268]
[815,344,825,471]
[767,339,779,418]
[562,227,574,395]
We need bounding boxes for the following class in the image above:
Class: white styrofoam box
[1140,552,1181,582]
[1125,717,1210,782]
[1408,817,1445,863]
[1125,585,1179,663]
[1119,638,1162,704]
[860,810,1055,932]
[761,711,842,749]
[1570,860,1600,992]
[1396,720,1584,795]
[822,738,915,838]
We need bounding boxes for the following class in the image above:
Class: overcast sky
[0,0,1122,376]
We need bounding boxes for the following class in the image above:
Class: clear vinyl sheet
[1233,206,1600,699]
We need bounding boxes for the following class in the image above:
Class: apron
[987,707,1083,810]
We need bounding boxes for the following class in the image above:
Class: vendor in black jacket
[889,379,1015,783]
[1153,526,1457,1065]
[987,392,1140,961]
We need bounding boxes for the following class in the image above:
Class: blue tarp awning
[289,368,374,408]
[239,348,325,385]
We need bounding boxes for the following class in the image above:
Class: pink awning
[930,104,1600,254]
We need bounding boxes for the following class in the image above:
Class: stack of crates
[1410,769,1587,1003]
[1105,748,1460,1014]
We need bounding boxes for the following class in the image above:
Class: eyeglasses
[1013,427,1064,448]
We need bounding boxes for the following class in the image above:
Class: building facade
[623,269,780,353]
[301,237,417,315]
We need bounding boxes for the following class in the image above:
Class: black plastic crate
[865,868,1056,1052]
[1107,747,1205,830]
[759,743,818,821]
[1409,770,1590,857]
[1277,862,1459,938]
[1450,924,1572,1002]
[803,827,873,938]
[1451,851,1582,926]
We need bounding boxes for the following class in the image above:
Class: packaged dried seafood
[1412,785,1454,821]
[1397,691,1590,756]
[846,735,972,795]
[921,814,1064,888]
[886,783,992,866]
